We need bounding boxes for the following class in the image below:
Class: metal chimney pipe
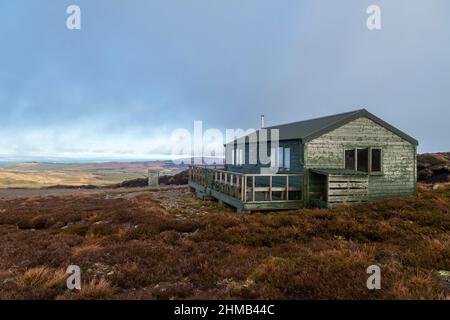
[260,114,265,129]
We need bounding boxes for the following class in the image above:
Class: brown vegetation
[0,185,448,300]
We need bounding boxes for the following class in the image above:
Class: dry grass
[71,244,102,257]
[16,267,67,290]
[0,186,448,300]
[77,278,115,300]
[56,278,115,300]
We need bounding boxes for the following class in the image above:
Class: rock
[438,270,450,280]
[159,170,189,186]
[114,178,149,188]
[417,153,450,183]
[438,270,450,288]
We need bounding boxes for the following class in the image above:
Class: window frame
[356,147,370,173]
[284,146,291,170]
[270,147,277,168]
[233,144,245,167]
[370,147,383,174]
[345,148,356,170]
[278,146,284,169]
[343,147,383,175]
[271,145,291,171]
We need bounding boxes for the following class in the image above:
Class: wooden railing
[189,166,303,203]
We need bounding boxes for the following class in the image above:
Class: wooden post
[240,176,244,201]
[214,171,218,189]
[244,176,247,203]
[230,174,234,196]
[269,175,273,201]
[224,173,228,194]
[286,175,290,200]
[236,175,240,199]
[252,176,256,202]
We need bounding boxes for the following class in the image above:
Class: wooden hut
[189,109,418,211]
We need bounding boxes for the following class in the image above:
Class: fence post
[269,176,273,201]
[252,176,256,202]
[243,176,247,203]
[286,175,290,200]
[224,173,228,194]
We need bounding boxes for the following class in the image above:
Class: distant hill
[417,152,450,183]
[0,160,186,189]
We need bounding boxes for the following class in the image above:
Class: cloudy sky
[0,0,449,160]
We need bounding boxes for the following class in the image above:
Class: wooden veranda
[188,166,304,212]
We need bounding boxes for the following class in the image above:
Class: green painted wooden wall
[304,117,416,201]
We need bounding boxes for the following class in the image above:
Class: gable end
[302,109,418,146]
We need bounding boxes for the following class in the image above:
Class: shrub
[16,267,67,289]
[78,278,114,300]
[71,244,102,257]
[30,216,48,229]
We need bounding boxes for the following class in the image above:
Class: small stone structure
[148,170,160,187]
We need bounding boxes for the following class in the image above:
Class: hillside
[0,185,448,300]
[0,161,185,189]
[417,152,450,183]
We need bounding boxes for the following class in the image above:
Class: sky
[0,0,449,160]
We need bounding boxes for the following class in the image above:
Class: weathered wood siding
[305,117,416,201]
[327,174,369,206]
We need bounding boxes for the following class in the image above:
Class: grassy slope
[0,185,448,300]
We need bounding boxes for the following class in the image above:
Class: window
[278,147,283,168]
[345,147,382,174]
[270,146,291,170]
[357,148,369,172]
[284,147,291,170]
[371,148,382,172]
[345,149,356,170]
[236,148,244,165]
[270,147,277,168]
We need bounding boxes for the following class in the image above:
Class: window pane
[345,149,355,170]
[270,148,276,168]
[284,147,291,169]
[357,148,369,172]
[371,149,382,172]
[278,146,284,168]
[235,146,244,165]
